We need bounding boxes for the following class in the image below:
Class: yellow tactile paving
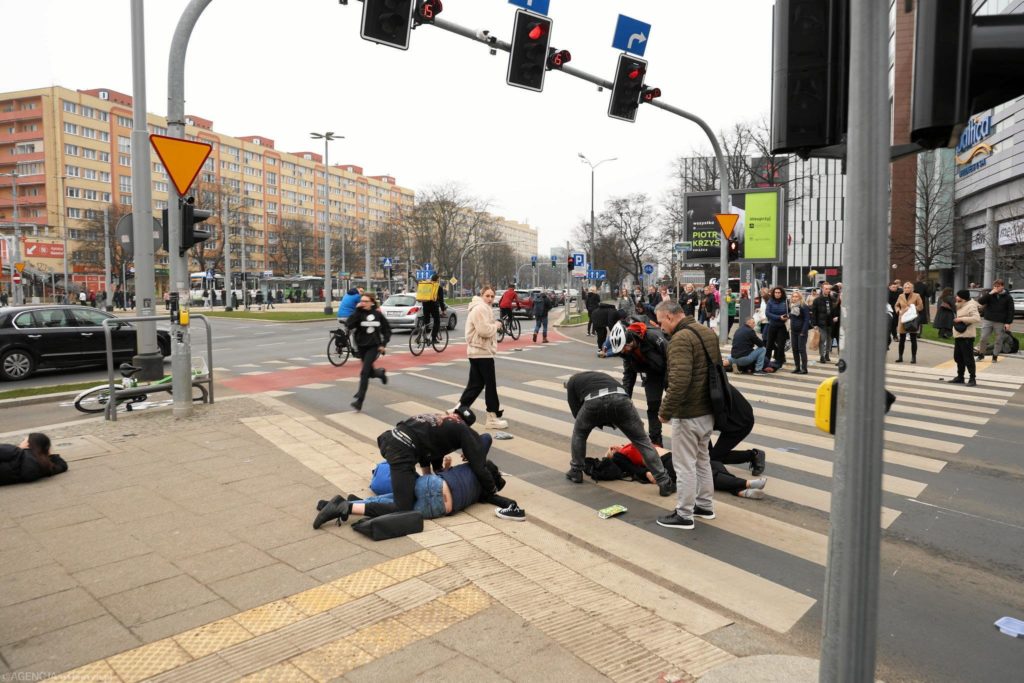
[286,583,355,616]
[233,599,306,636]
[106,638,192,683]
[374,554,440,581]
[344,617,423,659]
[239,662,315,682]
[329,567,400,597]
[396,599,467,637]
[438,584,492,617]
[409,548,445,567]
[289,638,374,682]
[50,659,121,682]
[173,617,254,659]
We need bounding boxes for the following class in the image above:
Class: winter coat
[680,290,700,317]
[788,303,811,335]
[977,290,1015,324]
[953,299,981,339]
[765,297,789,328]
[895,292,925,335]
[590,302,618,329]
[933,295,955,332]
[810,293,839,327]
[585,292,601,313]
[660,317,721,421]
[338,289,361,319]
[0,445,68,486]
[346,305,392,348]
[465,296,499,359]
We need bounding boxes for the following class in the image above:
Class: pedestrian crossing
[312,352,1022,637]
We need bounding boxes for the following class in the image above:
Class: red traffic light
[628,68,643,80]
[528,23,546,41]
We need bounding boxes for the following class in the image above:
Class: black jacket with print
[346,306,392,348]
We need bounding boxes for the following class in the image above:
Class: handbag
[903,316,921,334]
[953,321,968,333]
[351,511,424,541]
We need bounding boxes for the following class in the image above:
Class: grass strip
[199,311,335,322]
[0,380,101,401]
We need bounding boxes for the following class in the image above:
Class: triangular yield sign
[149,134,212,197]
[714,213,740,240]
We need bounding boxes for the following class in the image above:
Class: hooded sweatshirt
[465,295,499,359]
[338,288,361,319]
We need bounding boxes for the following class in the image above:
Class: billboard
[682,187,784,264]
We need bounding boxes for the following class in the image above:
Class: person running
[457,286,507,430]
[531,290,552,343]
[894,281,924,364]
[609,320,669,446]
[951,289,982,386]
[564,371,675,497]
[497,284,520,331]
[1,434,68,486]
[764,287,789,370]
[346,292,391,412]
[812,282,839,363]
[788,290,811,374]
[976,279,1014,363]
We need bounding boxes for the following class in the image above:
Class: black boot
[313,496,351,529]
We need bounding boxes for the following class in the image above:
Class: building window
[67,207,81,219]
[16,162,44,175]
[117,115,132,127]
[154,181,168,193]
[82,148,98,160]
[120,176,132,192]
[64,144,79,156]
[121,195,132,206]
[66,186,81,198]
[99,171,110,183]
[82,168,97,180]
[63,100,77,114]
[64,122,79,135]
[120,154,131,167]
[118,136,131,153]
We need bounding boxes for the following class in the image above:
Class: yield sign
[149,134,212,196]
[714,213,740,240]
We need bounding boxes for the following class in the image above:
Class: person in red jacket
[497,285,520,329]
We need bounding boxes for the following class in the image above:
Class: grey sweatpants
[670,414,715,518]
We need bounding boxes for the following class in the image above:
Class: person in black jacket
[724,318,772,374]
[610,321,669,446]
[1,433,67,486]
[976,279,1015,362]
[346,292,392,411]
[585,287,601,335]
[564,371,675,497]
[913,275,931,325]
[590,301,618,352]
[679,284,700,318]
[811,283,840,363]
[886,282,902,342]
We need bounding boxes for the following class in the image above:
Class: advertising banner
[682,187,784,264]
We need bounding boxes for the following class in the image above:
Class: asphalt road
[4,311,1023,681]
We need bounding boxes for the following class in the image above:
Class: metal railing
[100,314,215,421]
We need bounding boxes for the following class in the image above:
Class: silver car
[378,294,457,331]
[1010,289,1024,318]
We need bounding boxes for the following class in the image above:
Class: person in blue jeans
[532,291,552,342]
[724,318,773,374]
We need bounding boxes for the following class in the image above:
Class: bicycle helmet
[608,323,629,355]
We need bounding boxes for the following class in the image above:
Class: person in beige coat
[950,289,981,386]
[894,281,925,363]
[456,286,508,429]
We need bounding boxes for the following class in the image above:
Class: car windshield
[384,296,415,307]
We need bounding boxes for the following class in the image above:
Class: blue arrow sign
[612,14,652,57]
[508,0,550,16]
[423,262,432,271]
[643,263,655,275]
[572,252,585,268]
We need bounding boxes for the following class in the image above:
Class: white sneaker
[485,413,508,429]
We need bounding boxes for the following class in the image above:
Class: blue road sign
[530,255,538,263]
[643,263,655,275]
[423,262,433,271]
[508,0,550,16]
[572,252,585,268]
[382,257,393,268]
[587,269,607,280]
[612,14,652,57]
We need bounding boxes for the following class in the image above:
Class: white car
[1010,290,1024,318]
[378,294,457,331]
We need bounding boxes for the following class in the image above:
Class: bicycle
[327,327,361,367]
[409,312,449,356]
[73,363,209,414]
[496,309,521,342]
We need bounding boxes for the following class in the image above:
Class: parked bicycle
[73,363,208,413]
[496,309,521,342]
[409,312,449,356]
[327,327,361,367]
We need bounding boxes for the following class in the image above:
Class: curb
[0,388,84,409]
[916,336,1023,361]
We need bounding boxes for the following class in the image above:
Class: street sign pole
[129,0,162,381]
[819,1,889,680]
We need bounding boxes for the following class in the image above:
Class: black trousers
[764,324,788,367]
[639,374,665,445]
[595,325,608,350]
[709,422,754,463]
[354,345,383,402]
[372,431,419,515]
[641,452,747,494]
[459,357,500,413]
[954,337,976,379]
[586,310,596,334]
[790,329,808,371]
[898,333,918,359]
[889,312,899,341]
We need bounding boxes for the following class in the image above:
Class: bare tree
[598,194,660,287]
[74,203,132,282]
[890,150,956,276]
[274,218,314,275]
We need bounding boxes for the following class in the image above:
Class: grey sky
[7,0,773,254]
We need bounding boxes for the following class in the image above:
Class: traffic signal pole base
[132,351,165,383]
[323,304,333,315]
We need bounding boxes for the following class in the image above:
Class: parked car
[512,290,535,318]
[377,294,457,331]
[1010,289,1024,318]
[0,305,171,381]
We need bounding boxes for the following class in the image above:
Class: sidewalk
[0,396,802,682]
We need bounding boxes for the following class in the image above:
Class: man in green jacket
[654,300,722,530]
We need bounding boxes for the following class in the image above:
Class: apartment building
[0,85,415,293]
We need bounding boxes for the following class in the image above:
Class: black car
[0,305,170,381]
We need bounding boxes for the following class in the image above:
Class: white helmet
[608,323,628,355]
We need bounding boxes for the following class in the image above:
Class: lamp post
[459,240,511,296]
[577,154,616,277]
[310,131,343,314]
[1,172,23,305]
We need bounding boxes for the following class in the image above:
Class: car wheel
[1,349,36,381]
[447,312,457,330]
[158,338,170,357]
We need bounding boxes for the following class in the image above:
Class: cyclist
[498,284,520,330]
[609,321,669,447]
[418,273,446,344]
[335,287,361,351]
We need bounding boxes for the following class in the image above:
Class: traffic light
[547,49,571,71]
[507,9,552,92]
[551,256,557,268]
[727,239,739,263]
[911,0,1024,149]
[361,0,414,50]
[567,256,574,272]
[770,0,848,157]
[181,200,212,256]
[608,53,648,123]
[415,0,442,24]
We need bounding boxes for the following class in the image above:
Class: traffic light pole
[427,14,731,344]
[818,1,889,680]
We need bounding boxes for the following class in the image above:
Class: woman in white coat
[456,286,508,429]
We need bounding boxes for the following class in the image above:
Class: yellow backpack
[415,280,440,302]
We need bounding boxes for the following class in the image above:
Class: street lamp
[459,240,511,296]
[577,153,616,278]
[1,171,23,305]
[311,131,344,314]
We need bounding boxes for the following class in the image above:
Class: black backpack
[584,456,626,481]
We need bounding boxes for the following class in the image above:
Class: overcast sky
[7,0,774,254]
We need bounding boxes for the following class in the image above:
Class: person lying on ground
[603,442,767,498]
[0,433,67,486]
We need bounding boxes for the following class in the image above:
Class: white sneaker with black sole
[495,503,526,521]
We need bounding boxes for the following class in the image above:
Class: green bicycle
[73,363,208,413]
